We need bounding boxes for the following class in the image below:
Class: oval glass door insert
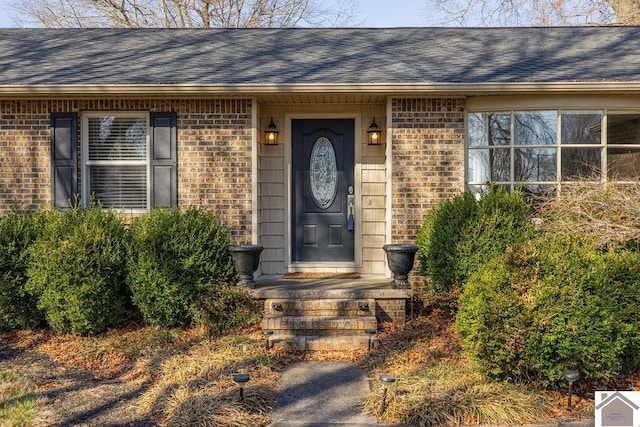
[310,137,338,209]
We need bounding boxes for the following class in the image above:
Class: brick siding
[0,98,253,243]
[390,98,466,243]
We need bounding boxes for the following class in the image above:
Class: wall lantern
[264,117,279,145]
[367,117,382,145]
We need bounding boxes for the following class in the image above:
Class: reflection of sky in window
[468,113,510,146]
[99,116,115,140]
[514,111,557,145]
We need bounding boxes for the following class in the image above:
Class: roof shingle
[1,27,639,86]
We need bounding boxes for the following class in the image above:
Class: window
[465,109,634,194]
[57,111,178,211]
[83,112,149,210]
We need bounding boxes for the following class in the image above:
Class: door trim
[284,113,362,272]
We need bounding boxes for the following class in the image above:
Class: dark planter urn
[229,245,263,288]
[383,244,419,289]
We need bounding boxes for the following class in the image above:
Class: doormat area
[282,273,361,280]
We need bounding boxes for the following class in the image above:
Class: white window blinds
[86,115,148,210]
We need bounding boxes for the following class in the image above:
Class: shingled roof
[1,27,639,88]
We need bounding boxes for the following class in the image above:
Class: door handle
[347,185,355,231]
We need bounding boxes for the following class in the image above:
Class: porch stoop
[249,278,411,352]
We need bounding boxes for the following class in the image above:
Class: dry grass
[1,311,617,426]
[535,180,640,246]
[361,311,594,426]
[3,325,280,426]
[0,371,36,426]
[139,332,277,427]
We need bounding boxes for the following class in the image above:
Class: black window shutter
[50,113,78,208]
[150,112,178,208]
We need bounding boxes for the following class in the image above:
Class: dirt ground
[1,330,158,426]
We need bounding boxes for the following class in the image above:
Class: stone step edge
[267,335,381,351]
[264,298,376,316]
[250,288,411,300]
[262,315,377,331]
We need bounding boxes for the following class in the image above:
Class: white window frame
[466,108,640,192]
[81,111,151,212]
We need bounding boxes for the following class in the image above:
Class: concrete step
[268,335,381,352]
[264,298,375,317]
[262,315,377,336]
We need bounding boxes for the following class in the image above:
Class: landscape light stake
[262,329,274,350]
[379,374,395,416]
[233,373,250,402]
[365,328,377,350]
[563,370,580,410]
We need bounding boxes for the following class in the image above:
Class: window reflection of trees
[561,112,602,180]
[514,111,557,146]
[468,110,608,188]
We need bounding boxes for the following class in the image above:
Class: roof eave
[1,82,640,98]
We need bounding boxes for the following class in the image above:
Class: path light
[563,369,580,410]
[379,374,395,416]
[365,328,377,350]
[233,373,250,402]
[262,329,274,350]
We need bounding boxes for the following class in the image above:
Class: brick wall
[0,98,253,243]
[390,98,466,244]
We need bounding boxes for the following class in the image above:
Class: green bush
[417,187,533,305]
[0,210,46,331]
[417,191,477,294]
[196,284,261,335]
[26,205,130,335]
[456,236,640,387]
[127,207,234,327]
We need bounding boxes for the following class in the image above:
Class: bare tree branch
[424,0,624,26]
[9,0,359,28]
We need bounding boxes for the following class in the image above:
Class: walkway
[268,362,377,427]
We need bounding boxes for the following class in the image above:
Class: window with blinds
[84,114,149,210]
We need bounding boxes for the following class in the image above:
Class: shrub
[127,207,234,327]
[196,284,261,335]
[417,187,533,305]
[417,191,477,295]
[26,205,130,335]
[535,180,640,247]
[456,236,640,387]
[0,210,46,331]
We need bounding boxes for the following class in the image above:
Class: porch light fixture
[264,117,279,145]
[563,369,580,410]
[367,117,382,145]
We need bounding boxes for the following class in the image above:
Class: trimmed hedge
[417,187,533,305]
[127,207,234,327]
[26,205,130,335]
[0,210,46,331]
[456,236,640,387]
